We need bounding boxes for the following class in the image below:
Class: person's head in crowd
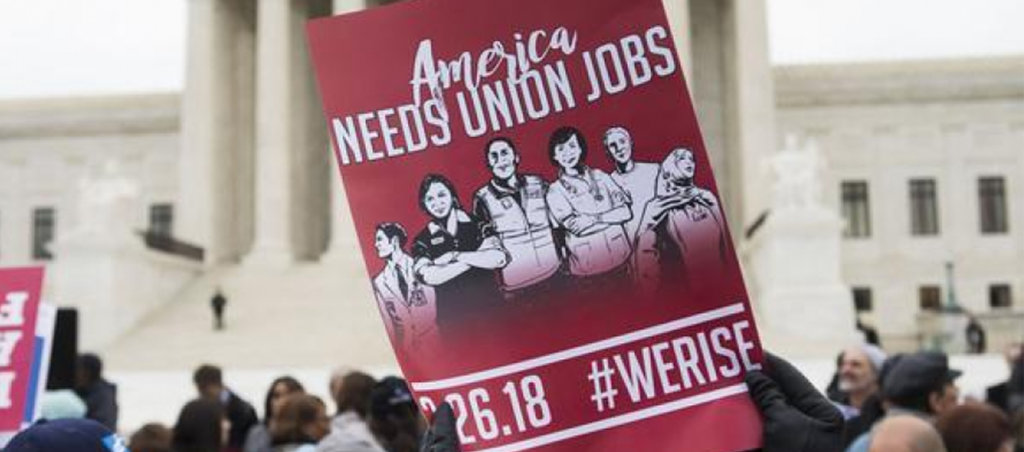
[368,376,425,452]
[129,423,173,452]
[869,415,947,452]
[839,343,886,407]
[331,370,377,419]
[5,418,128,452]
[418,174,462,221]
[75,353,104,389]
[882,351,961,417]
[548,126,588,173]
[263,376,305,425]
[173,398,229,452]
[936,402,1014,452]
[270,394,331,446]
[192,364,224,401]
[329,366,353,401]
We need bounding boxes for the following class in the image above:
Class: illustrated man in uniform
[634,147,729,293]
[472,137,563,302]
[545,127,633,292]
[372,222,437,350]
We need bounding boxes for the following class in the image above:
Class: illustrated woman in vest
[472,137,564,302]
[372,222,437,350]
[544,126,633,291]
[412,174,507,340]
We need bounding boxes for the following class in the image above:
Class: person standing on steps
[211,288,228,331]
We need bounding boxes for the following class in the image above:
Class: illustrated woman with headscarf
[633,147,730,294]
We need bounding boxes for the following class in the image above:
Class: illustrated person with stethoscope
[371,222,437,350]
[545,126,633,290]
[411,174,508,340]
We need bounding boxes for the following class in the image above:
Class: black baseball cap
[882,351,962,402]
[370,376,416,420]
[5,418,127,452]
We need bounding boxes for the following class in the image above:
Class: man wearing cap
[881,351,961,418]
[366,377,425,451]
[5,418,129,452]
[846,351,962,452]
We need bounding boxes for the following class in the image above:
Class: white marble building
[0,0,1020,375]
[775,58,1024,351]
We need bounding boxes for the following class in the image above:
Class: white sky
[0,0,1022,99]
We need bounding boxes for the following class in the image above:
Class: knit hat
[5,418,127,452]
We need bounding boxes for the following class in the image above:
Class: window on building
[852,287,873,312]
[989,284,1013,309]
[149,203,174,238]
[919,286,942,312]
[909,178,939,236]
[841,181,871,238]
[32,207,55,260]
[979,176,1008,234]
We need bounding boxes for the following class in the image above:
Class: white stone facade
[0,0,1020,367]
[0,95,179,270]
[775,58,1024,350]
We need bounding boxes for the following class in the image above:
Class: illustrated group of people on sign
[371,125,730,348]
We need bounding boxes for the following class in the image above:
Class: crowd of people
[824,343,1024,452]
[4,344,1023,452]
[7,359,435,452]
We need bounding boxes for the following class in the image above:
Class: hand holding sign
[745,353,845,452]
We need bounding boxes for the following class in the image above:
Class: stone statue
[71,160,140,241]
[771,134,825,210]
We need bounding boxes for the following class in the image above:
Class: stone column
[246,0,300,266]
[688,0,730,224]
[320,0,369,264]
[321,152,363,265]
[179,0,255,264]
[293,0,334,261]
[722,0,776,234]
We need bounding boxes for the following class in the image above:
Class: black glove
[744,352,844,452]
[420,402,461,452]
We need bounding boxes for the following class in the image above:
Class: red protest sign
[307,0,764,450]
[0,267,44,433]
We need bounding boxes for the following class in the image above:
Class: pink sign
[0,267,44,432]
